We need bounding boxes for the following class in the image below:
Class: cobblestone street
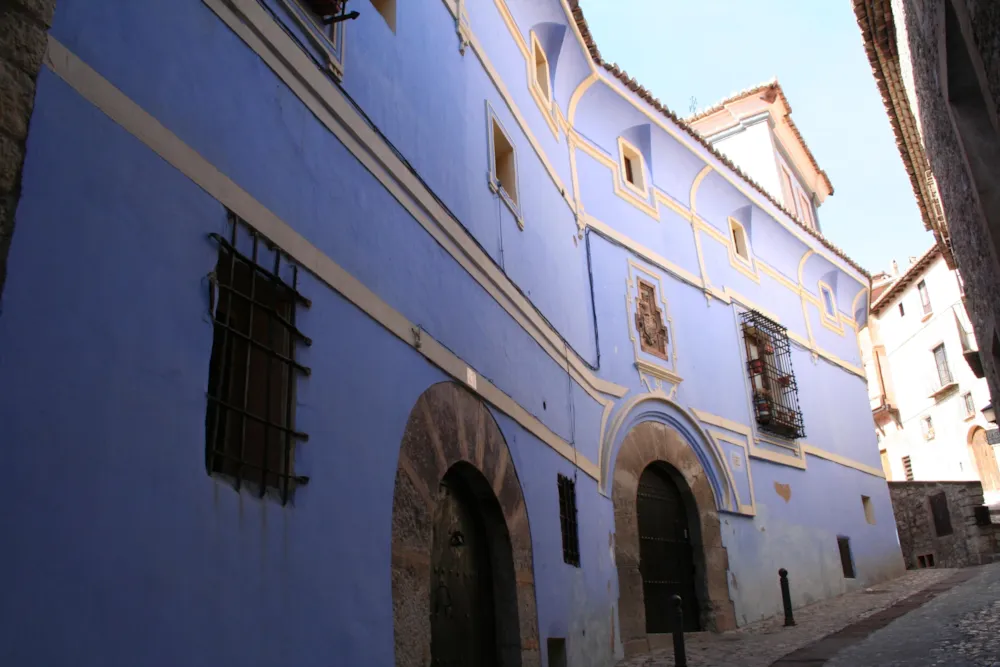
[617,567,966,666]
[827,563,1000,667]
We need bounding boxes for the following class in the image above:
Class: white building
[861,245,1000,503]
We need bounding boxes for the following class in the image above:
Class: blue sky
[579,0,935,274]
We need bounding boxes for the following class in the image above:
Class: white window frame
[530,32,552,105]
[618,137,649,198]
[487,105,521,225]
[818,281,838,322]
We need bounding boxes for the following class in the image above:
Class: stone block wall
[0,0,55,299]
[896,0,1000,409]
[888,480,1000,569]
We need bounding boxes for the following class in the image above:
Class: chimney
[909,256,917,265]
[892,260,899,276]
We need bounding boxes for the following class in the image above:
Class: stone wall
[896,0,1000,410]
[0,0,55,299]
[888,480,999,568]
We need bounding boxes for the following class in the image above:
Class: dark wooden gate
[637,465,700,633]
[430,478,498,667]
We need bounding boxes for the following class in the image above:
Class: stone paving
[826,563,1000,667]
[616,568,956,667]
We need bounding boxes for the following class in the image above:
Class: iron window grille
[964,392,976,418]
[301,0,358,23]
[205,212,312,505]
[902,455,914,481]
[557,474,581,567]
[921,415,935,441]
[740,310,805,440]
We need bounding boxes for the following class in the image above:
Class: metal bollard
[670,594,687,667]
[779,568,796,627]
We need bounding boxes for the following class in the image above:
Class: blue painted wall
[0,0,901,665]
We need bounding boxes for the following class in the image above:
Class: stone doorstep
[769,568,982,666]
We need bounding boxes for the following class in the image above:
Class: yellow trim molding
[42,34,602,482]
[706,428,757,515]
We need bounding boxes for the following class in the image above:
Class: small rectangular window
[921,415,935,440]
[918,555,927,568]
[798,192,814,229]
[490,117,518,208]
[837,536,855,578]
[929,492,953,536]
[926,553,935,567]
[964,392,976,418]
[730,219,750,262]
[780,167,796,212]
[820,284,837,319]
[899,302,905,317]
[933,344,953,386]
[862,495,876,525]
[619,139,647,195]
[532,33,551,103]
[918,280,932,315]
[557,474,581,567]
[206,213,312,504]
[902,455,914,481]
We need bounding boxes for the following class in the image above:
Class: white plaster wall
[709,121,783,207]
[867,256,997,500]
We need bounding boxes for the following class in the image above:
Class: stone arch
[391,382,539,667]
[612,420,736,658]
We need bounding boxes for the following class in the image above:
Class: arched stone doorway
[612,421,735,657]
[391,382,539,667]
[968,426,1000,495]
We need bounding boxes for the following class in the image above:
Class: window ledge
[929,381,959,400]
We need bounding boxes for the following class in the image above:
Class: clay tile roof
[852,0,953,267]
[566,1,868,278]
[870,244,941,314]
[685,80,835,196]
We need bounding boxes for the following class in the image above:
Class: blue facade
[0,1,903,665]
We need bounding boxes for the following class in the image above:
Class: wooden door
[430,479,497,667]
[637,465,701,633]
[970,428,1000,494]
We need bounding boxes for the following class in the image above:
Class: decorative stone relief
[635,279,668,360]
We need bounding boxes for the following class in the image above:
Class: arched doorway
[968,426,1000,495]
[637,464,700,633]
[391,382,539,667]
[612,420,735,657]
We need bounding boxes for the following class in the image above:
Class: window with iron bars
[205,212,312,505]
[557,474,581,567]
[741,310,805,440]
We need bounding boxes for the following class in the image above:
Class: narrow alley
[620,564,1000,667]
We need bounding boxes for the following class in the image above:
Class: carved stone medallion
[635,279,668,360]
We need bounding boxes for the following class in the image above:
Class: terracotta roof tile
[566,1,869,278]
[852,0,953,266]
[870,244,940,314]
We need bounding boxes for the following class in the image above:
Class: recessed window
[490,115,519,209]
[929,492,953,536]
[918,280,932,315]
[798,192,814,229]
[862,495,876,525]
[964,392,976,418]
[730,218,750,263]
[820,283,837,320]
[837,536,855,579]
[619,138,647,195]
[899,302,905,317]
[206,212,312,505]
[921,415,935,440]
[368,0,396,32]
[531,33,551,104]
[557,474,581,567]
[902,455,914,481]
[933,344,953,386]
[780,166,796,211]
